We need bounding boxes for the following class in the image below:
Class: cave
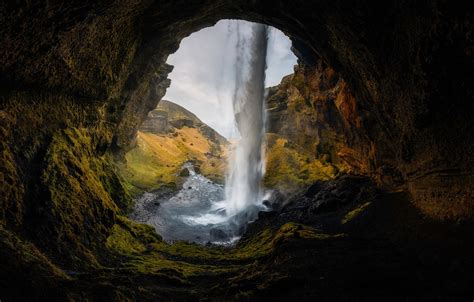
[1,1,473,301]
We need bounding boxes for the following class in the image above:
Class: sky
[163,20,297,139]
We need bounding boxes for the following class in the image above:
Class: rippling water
[129,163,262,244]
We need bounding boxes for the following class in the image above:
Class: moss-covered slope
[0,91,132,298]
[119,100,228,193]
[263,64,353,194]
[264,134,339,194]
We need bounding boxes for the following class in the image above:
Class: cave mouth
[123,20,297,245]
[1,1,473,300]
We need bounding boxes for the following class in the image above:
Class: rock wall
[1,1,471,222]
[0,91,131,276]
[267,63,363,171]
[140,109,169,134]
[263,62,367,194]
[268,50,473,219]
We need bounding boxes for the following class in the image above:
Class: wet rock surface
[129,164,245,245]
[236,177,474,301]
[242,176,376,239]
[179,168,190,177]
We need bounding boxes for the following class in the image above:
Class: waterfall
[223,23,269,222]
[133,22,271,245]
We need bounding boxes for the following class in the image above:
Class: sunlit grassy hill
[119,101,228,195]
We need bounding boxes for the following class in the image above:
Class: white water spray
[223,23,269,222]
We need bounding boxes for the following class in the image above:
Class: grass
[264,134,339,194]
[122,129,339,196]
[119,129,227,193]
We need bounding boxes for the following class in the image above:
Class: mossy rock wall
[0,91,134,270]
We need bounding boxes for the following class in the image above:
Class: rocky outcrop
[267,62,384,177]
[140,109,169,134]
[264,61,392,194]
[267,53,473,220]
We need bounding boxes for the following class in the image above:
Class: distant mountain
[140,100,227,146]
[120,100,228,194]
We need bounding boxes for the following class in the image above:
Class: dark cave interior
[0,1,473,300]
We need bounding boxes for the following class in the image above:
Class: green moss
[0,91,140,284]
[37,127,132,267]
[341,202,372,224]
[107,216,166,256]
[119,130,227,194]
[94,155,134,211]
[264,134,339,194]
[105,217,243,280]
[0,132,24,225]
[234,223,344,259]
[106,224,147,254]
[0,226,71,281]
[126,255,240,280]
[115,215,162,243]
[1,92,116,231]
[104,217,343,282]
[149,222,342,263]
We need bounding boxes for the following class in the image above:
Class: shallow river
[129,164,249,245]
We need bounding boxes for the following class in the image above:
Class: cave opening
[122,20,300,244]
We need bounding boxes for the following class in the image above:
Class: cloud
[162,20,297,139]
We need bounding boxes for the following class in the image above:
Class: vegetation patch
[341,202,372,224]
[264,134,339,194]
[105,217,343,280]
[119,129,227,194]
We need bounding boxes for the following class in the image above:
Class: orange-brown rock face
[267,55,473,220]
[267,62,372,175]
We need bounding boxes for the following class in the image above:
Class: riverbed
[129,163,247,245]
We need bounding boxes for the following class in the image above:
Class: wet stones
[262,190,285,210]
[179,168,190,177]
[209,228,228,241]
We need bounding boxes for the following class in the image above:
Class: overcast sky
[163,20,297,139]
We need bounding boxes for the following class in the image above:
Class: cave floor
[3,177,472,301]
[48,176,473,301]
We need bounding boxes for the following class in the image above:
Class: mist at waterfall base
[130,23,270,245]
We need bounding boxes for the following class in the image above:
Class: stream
[129,163,266,245]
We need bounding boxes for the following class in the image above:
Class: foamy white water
[224,23,269,220]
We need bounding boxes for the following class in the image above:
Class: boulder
[209,228,228,241]
[179,168,190,177]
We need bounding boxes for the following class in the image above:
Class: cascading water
[223,23,269,221]
[130,22,271,244]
